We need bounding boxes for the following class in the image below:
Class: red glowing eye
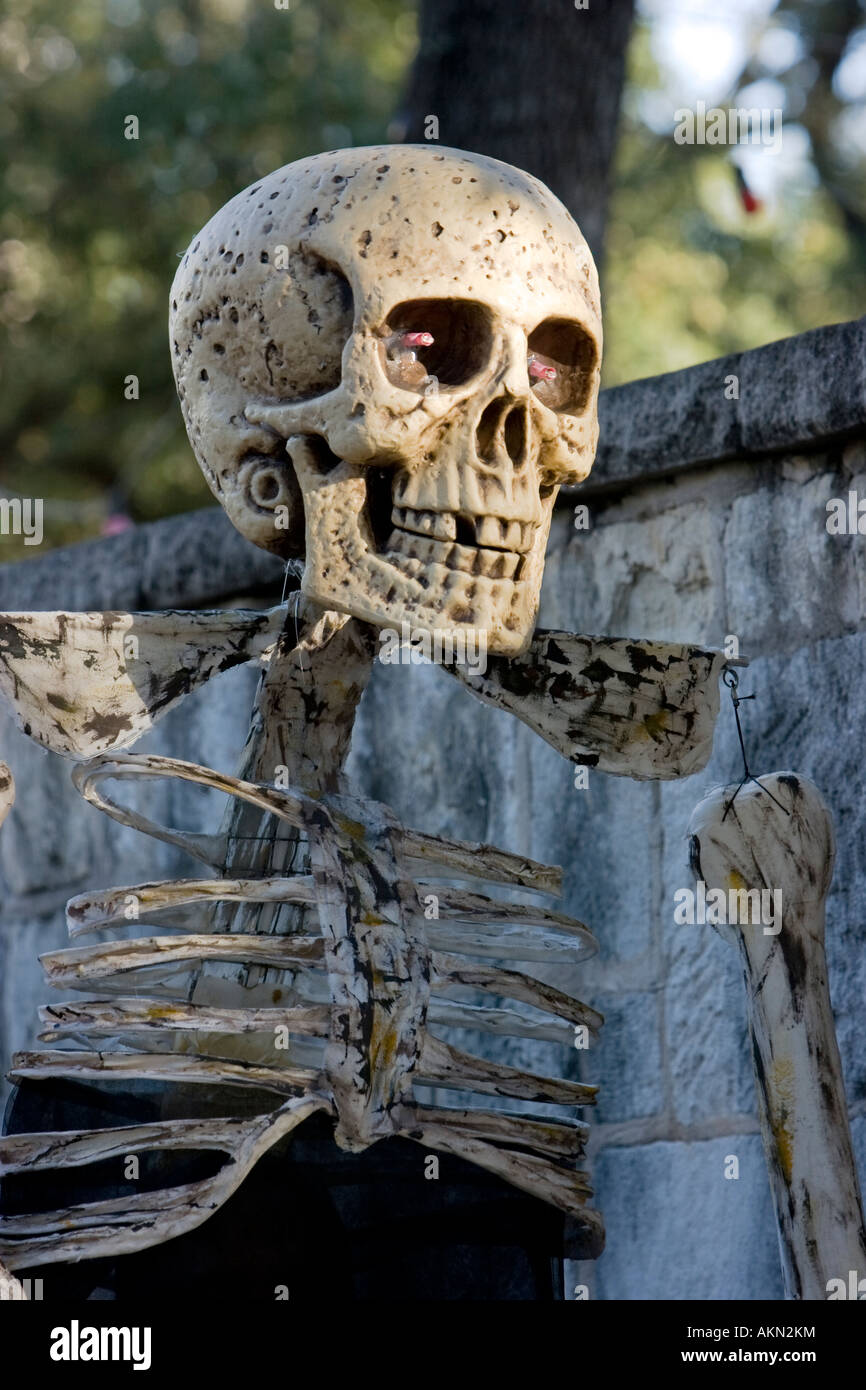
[527,319,597,413]
[382,299,492,390]
[529,356,557,381]
[400,331,434,348]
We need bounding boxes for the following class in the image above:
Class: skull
[170,145,601,656]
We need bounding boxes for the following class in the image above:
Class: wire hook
[721,665,790,821]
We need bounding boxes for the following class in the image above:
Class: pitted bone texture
[170,146,602,657]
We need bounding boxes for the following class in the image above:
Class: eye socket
[527,318,597,414]
[380,299,492,393]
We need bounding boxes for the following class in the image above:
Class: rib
[40,933,324,987]
[431,952,604,1032]
[9,1050,319,1096]
[0,1115,272,1175]
[402,827,562,895]
[418,1034,597,1106]
[37,998,330,1041]
[0,1095,330,1269]
[432,886,591,935]
[398,1103,589,1159]
[405,1122,602,1237]
[71,753,307,868]
[427,999,576,1046]
[424,920,593,964]
[66,875,318,938]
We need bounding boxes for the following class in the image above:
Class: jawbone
[289,436,552,657]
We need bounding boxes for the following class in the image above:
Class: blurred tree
[395,0,636,259]
[740,0,866,242]
[603,0,866,384]
[0,0,416,554]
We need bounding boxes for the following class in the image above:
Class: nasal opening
[476,397,529,470]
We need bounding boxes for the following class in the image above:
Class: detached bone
[688,774,866,1299]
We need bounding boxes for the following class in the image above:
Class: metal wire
[721,664,790,820]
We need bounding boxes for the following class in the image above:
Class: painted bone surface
[0,146,725,1275]
[169,145,602,657]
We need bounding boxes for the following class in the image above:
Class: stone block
[591,1136,784,1300]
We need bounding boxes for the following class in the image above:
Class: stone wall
[2,315,865,1299]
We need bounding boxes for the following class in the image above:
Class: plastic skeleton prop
[0,147,728,1284]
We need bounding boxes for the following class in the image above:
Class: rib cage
[0,751,604,1270]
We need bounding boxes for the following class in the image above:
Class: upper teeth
[391,507,535,554]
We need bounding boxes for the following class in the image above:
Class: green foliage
[0,0,415,555]
[603,13,866,385]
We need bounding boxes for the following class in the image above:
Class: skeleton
[0,146,727,1279]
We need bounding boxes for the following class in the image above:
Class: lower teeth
[385,529,521,580]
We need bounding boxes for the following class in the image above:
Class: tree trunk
[394,0,636,259]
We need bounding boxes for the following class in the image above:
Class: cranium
[170,145,601,656]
